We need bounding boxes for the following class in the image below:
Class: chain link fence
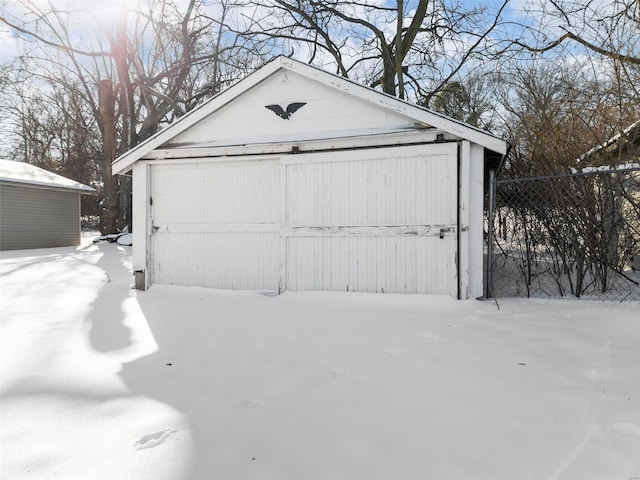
[487,166,640,301]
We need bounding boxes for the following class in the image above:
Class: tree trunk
[98,79,119,234]
[395,0,404,99]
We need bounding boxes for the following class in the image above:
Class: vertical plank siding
[286,153,454,226]
[152,162,281,225]
[150,162,281,290]
[0,183,80,250]
[152,232,280,290]
[286,236,454,294]
[149,144,459,295]
[284,149,457,293]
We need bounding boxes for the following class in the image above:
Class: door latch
[439,227,454,239]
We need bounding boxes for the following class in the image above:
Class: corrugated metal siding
[0,183,80,251]
[150,162,281,290]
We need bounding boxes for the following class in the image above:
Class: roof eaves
[0,177,96,194]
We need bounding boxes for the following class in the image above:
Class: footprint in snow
[421,331,441,340]
[237,397,267,409]
[134,428,177,450]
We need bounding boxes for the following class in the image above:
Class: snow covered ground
[1,237,639,480]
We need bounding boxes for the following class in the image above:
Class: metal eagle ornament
[265,102,307,120]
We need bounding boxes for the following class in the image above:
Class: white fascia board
[164,125,430,149]
[142,129,448,160]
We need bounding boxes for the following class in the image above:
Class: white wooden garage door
[284,144,458,295]
[150,161,282,290]
[150,143,458,295]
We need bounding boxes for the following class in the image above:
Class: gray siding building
[0,160,95,251]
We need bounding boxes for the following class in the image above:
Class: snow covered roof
[113,56,507,175]
[0,160,96,194]
[578,120,640,163]
[572,162,640,174]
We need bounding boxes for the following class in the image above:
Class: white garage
[113,57,507,299]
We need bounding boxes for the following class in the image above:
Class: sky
[0,0,543,64]
[1,0,634,159]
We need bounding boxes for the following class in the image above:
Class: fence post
[485,169,496,298]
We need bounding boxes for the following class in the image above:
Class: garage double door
[150,144,458,295]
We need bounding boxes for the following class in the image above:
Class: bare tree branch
[0,15,111,57]
[512,31,640,65]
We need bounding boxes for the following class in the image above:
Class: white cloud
[0,29,20,64]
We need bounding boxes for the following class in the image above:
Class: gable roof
[113,56,507,175]
[0,160,96,194]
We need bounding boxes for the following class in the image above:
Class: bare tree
[488,59,640,299]
[1,0,248,233]
[236,0,509,102]
[511,0,640,66]
[428,74,497,130]
[490,59,639,176]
